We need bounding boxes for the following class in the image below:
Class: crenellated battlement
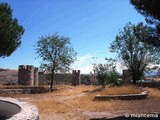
[18,65,39,86]
[19,65,25,69]
[72,70,80,74]
[26,65,34,70]
[72,70,81,86]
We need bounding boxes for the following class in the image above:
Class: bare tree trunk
[50,68,54,91]
[133,76,137,84]
[132,70,143,84]
[132,71,137,84]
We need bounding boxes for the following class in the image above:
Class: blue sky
[0,0,145,73]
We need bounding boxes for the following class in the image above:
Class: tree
[0,3,24,57]
[110,22,160,84]
[36,33,76,90]
[130,0,160,47]
[93,59,120,86]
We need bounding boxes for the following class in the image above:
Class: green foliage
[81,74,92,85]
[110,22,160,84]
[36,33,76,89]
[0,3,24,57]
[130,0,160,24]
[93,62,120,86]
[106,72,120,85]
[130,0,160,47]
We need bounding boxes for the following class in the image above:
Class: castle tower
[123,69,132,83]
[72,70,81,86]
[77,70,81,84]
[26,65,34,85]
[18,65,39,86]
[34,67,39,86]
[18,65,26,85]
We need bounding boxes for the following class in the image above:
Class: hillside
[0,68,18,85]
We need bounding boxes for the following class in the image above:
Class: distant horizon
[0,67,159,77]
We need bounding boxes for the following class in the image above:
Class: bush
[93,63,122,86]
[81,74,92,85]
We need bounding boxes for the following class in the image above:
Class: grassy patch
[53,85,100,96]
[99,85,142,95]
[30,99,75,113]
[144,87,160,97]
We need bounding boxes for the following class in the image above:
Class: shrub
[93,62,122,86]
[81,74,92,85]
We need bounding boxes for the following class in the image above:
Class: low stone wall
[0,89,32,94]
[136,82,160,88]
[0,97,39,120]
[0,86,50,94]
[94,91,149,100]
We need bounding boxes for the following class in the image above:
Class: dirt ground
[3,85,160,120]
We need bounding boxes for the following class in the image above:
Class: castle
[18,65,81,86]
[72,70,81,86]
[18,65,39,86]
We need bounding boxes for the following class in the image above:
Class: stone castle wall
[39,70,81,85]
[34,68,39,85]
[18,65,39,86]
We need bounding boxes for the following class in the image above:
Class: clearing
[1,85,160,120]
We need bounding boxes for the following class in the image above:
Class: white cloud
[79,64,93,74]
[72,53,107,74]
[72,53,93,74]
[115,62,127,74]
[71,53,127,74]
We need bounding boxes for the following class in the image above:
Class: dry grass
[1,85,160,119]
[52,85,99,96]
[144,87,160,97]
[27,85,143,114]
[65,85,142,112]
[30,99,75,113]
[66,94,115,112]
[99,85,142,95]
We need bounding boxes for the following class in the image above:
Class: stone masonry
[72,70,81,86]
[38,70,81,85]
[18,65,39,86]
[123,69,132,83]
